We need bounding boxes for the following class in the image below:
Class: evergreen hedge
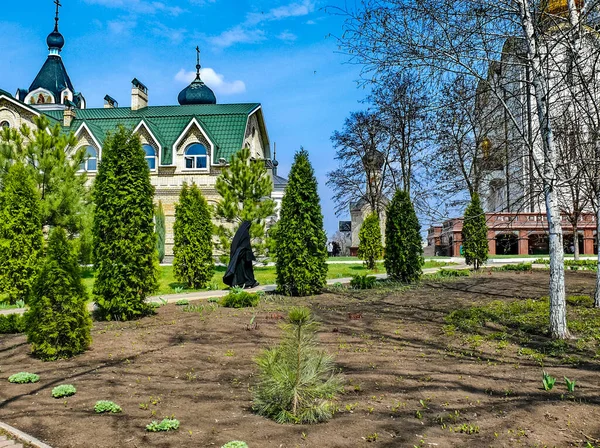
[25,227,92,360]
[173,183,214,289]
[0,163,43,304]
[384,190,423,282]
[357,212,382,270]
[462,193,488,270]
[155,200,166,263]
[0,314,26,334]
[92,126,158,321]
[275,149,328,296]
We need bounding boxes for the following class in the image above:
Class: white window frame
[143,144,157,171]
[183,143,209,171]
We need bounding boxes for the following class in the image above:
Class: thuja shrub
[253,307,344,424]
[461,193,488,270]
[8,372,39,383]
[357,212,382,270]
[0,314,26,334]
[25,227,92,361]
[52,385,76,398]
[94,400,122,414]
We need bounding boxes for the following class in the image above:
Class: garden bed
[1,270,600,447]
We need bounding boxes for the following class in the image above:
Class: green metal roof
[29,56,75,102]
[44,103,260,165]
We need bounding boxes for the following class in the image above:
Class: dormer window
[184,143,208,170]
[79,146,98,172]
[143,144,157,170]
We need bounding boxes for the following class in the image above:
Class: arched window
[143,144,157,170]
[184,143,208,169]
[0,121,9,129]
[79,146,98,172]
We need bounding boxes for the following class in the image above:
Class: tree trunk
[573,223,580,261]
[595,199,600,308]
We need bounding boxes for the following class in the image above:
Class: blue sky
[0,0,369,236]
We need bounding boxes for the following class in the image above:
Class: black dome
[178,78,216,105]
[47,30,65,51]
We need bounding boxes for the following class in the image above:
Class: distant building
[0,3,286,258]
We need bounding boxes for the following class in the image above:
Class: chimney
[104,94,118,109]
[131,78,148,111]
[63,103,75,127]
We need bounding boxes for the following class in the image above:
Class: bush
[92,126,158,321]
[176,299,190,306]
[0,314,26,334]
[94,400,122,414]
[155,200,166,263]
[461,193,488,270]
[275,149,328,296]
[173,183,214,289]
[52,385,76,398]
[25,227,92,361]
[8,372,39,383]
[253,307,344,424]
[357,212,383,270]
[384,189,423,282]
[493,263,532,272]
[146,418,180,432]
[0,163,43,304]
[222,442,249,448]
[350,274,377,290]
[566,295,593,307]
[220,289,260,308]
[437,269,470,277]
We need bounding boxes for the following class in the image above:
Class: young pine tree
[173,183,214,288]
[462,192,488,270]
[357,212,382,270]
[25,227,92,360]
[275,149,328,296]
[0,163,43,304]
[92,126,158,321]
[253,307,344,424]
[384,190,424,282]
[155,200,166,263]
[214,147,275,262]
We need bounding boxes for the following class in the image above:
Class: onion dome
[178,46,217,105]
[544,0,582,16]
[47,29,65,52]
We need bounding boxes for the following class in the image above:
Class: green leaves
[145,418,180,432]
[52,384,77,398]
[542,371,556,391]
[384,189,423,283]
[564,376,576,393]
[357,212,382,270]
[92,126,158,321]
[173,183,214,289]
[462,193,488,270]
[275,149,328,296]
[8,372,39,384]
[155,201,166,263]
[94,400,122,414]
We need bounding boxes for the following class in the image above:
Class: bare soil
[2,271,600,448]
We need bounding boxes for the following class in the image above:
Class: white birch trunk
[518,0,570,339]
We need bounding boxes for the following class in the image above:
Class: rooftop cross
[195,46,201,79]
[54,0,62,31]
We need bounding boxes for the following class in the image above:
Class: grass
[80,261,451,297]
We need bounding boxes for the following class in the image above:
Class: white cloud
[277,31,297,42]
[107,19,137,35]
[209,26,265,49]
[246,0,316,25]
[152,23,187,43]
[84,0,184,16]
[175,68,246,95]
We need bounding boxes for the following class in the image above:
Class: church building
[0,2,286,258]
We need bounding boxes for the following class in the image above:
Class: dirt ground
[2,270,600,448]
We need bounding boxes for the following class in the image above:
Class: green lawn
[81,260,451,297]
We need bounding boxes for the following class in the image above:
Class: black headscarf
[223,221,258,288]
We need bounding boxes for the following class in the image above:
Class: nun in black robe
[223,221,259,288]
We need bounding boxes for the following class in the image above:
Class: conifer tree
[173,183,214,288]
[462,192,488,270]
[214,147,275,262]
[275,149,328,296]
[155,200,166,263]
[357,212,383,270]
[384,190,424,282]
[92,126,158,321]
[25,227,92,360]
[0,163,43,304]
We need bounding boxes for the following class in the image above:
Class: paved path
[0,265,468,316]
[0,435,22,448]
[0,422,54,448]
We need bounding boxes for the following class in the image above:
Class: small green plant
[95,400,122,413]
[8,372,39,383]
[415,410,423,419]
[52,384,76,398]
[457,424,479,434]
[146,418,180,432]
[542,371,556,391]
[438,269,470,278]
[207,297,220,303]
[564,376,576,393]
[174,286,184,294]
[366,433,379,442]
[566,295,593,307]
[350,274,377,290]
[493,263,532,272]
[176,299,190,306]
[208,281,220,290]
[220,290,260,308]
[221,442,249,448]
[159,297,168,306]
